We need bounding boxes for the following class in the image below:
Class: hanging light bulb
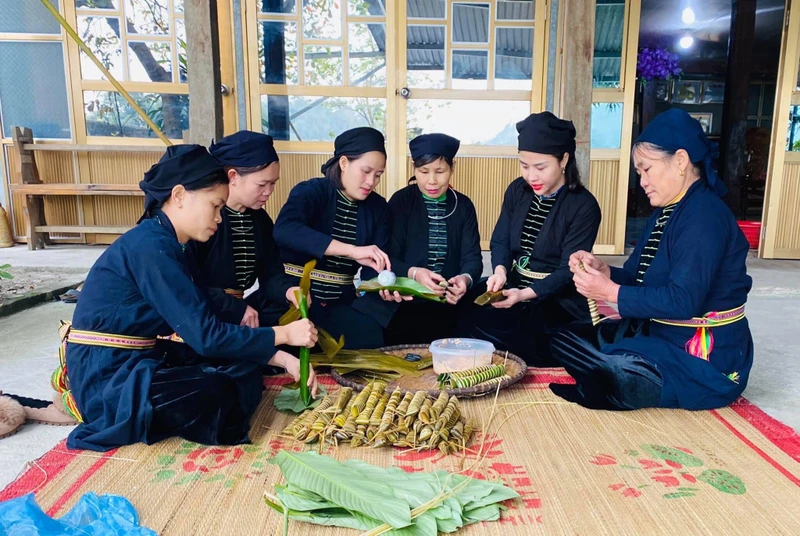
[682,7,696,25]
[679,36,694,49]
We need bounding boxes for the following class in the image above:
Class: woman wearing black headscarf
[56,145,318,452]
[456,112,602,366]
[187,131,298,329]
[273,127,391,349]
[381,133,483,344]
[551,108,753,411]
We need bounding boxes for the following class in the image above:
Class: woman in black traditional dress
[381,133,483,344]
[456,112,602,366]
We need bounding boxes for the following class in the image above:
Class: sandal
[4,393,78,426]
[0,395,26,439]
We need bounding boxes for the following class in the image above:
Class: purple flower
[637,47,682,81]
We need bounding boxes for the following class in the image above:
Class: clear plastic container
[429,338,496,374]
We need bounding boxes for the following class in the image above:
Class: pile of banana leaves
[311,350,432,382]
[358,276,445,303]
[266,451,519,535]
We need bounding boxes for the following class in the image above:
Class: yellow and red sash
[652,305,746,361]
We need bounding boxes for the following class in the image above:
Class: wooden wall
[6,149,621,252]
[774,162,800,256]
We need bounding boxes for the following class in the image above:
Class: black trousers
[453,282,577,367]
[147,355,264,446]
[384,299,462,346]
[310,300,385,350]
[548,322,663,410]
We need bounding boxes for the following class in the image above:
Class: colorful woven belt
[284,263,354,285]
[652,305,746,361]
[224,288,245,299]
[52,321,174,422]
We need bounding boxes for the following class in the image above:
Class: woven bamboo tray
[330,344,527,397]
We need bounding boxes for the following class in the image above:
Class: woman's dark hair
[189,169,229,191]
[324,154,368,189]
[225,163,270,177]
[412,153,454,169]
[551,152,581,191]
[631,141,705,180]
[409,154,454,184]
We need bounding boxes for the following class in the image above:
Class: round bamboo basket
[331,344,527,397]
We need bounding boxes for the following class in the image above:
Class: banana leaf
[274,384,328,413]
[311,350,428,377]
[474,290,505,306]
[278,259,345,359]
[268,452,521,534]
[359,276,445,303]
[296,289,312,407]
[272,451,412,528]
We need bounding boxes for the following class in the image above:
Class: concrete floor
[1,248,799,490]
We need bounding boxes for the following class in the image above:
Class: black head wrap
[320,127,386,175]
[516,112,576,156]
[138,144,224,223]
[209,130,279,168]
[636,108,726,197]
[409,133,461,161]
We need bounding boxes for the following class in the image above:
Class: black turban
[138,144,224,222]
[209,130,279,168]
[321,127,386,175]
[636,108,726,197]
[409,133,460,161]
[516,112,576,156]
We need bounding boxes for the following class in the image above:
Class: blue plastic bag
[0,492,156,535]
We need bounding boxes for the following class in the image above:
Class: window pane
[303,0,341,40]
[77,0,120,8]
[495,27,533,90]
[452,3,490,44]
[590,103,624,149]
[124,0,170,36]
[84,91,188,139]
[0,42,71,139]
[408,0,445,19]
[787,106,800,151]
[304,46,344,85]
[407,99,529,145]
[260,0,295,14]
[259,21,298,85]
[77,16,124,81]
[261,95,386,141]
[407,25,445,89]
[452,50,488,89]
[174,0,184,14]
[497,0,534,21]
[349,0,385,16]
[349,23,386,87]
[175,17,187,82]
[128,41,173,82]
[593,3,624,88]
[0,0,61,34]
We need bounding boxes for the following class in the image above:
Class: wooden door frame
[760,0,800,259]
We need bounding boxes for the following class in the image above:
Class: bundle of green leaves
[266,451,519,534]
